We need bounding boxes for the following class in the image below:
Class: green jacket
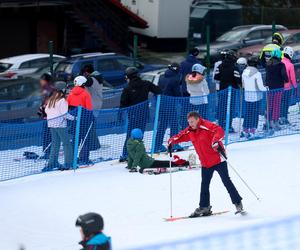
[127,138,155,169]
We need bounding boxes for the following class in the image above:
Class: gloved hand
[212,142,219,152]
[167,143,173,153]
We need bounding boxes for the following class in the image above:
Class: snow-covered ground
[1,135,300,250]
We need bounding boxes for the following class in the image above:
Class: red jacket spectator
[169,118,225,168]
[67,86,92,110]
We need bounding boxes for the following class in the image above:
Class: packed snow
[1,135,300,250]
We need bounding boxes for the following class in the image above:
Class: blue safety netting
[0,84,300,181]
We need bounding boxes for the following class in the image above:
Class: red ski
[164,210,230,222]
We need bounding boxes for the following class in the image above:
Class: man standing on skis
[168,111,243,217]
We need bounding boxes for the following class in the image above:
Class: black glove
[167,144,173,157]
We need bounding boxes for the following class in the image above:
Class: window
[0,63,12,73]
[261,30,273,38]
[247,30,262,40]
[116,58,144,69]
[97,59,119,72]
[79,61,94,72]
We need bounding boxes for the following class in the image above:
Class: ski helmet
[75,212,104,237]
[125,67,139,79]
[168,62,180,72]
[247,56,259,67]
[283,46,294,59]
[74,75,87,86]
[131,128,143,140]
[236,57,247,66]
[54,81,67,92]
[272,32,284,46]
[191,63,206,75]
[220,49,235,60]
[271,48,282,59]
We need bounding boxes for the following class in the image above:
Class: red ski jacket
[67,86,92,110]
[169,118,225,168]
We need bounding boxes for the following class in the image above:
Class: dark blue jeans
[200,161,242,207]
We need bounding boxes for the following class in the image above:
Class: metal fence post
[73,106,82,170]
[151,95,161,156]
[225,87,232,147]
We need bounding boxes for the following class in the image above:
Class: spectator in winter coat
[81,64,104,112]
[127,129,189,173]
[280,46,297,125]
[241,56,267,139]
[119,67,161,162]
[42,82,74,172]
[185,63,210,119]
[168,111,243,216]
[38,73,56,159]
[67,76,99,165]
[76,212,111,250]
[214,49,241,131]
[154,63,182,153]
[180,47,202,96]
[265,49,288,131]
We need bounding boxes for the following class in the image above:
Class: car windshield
[0,63,13,73]
[263,33,292,45]
[216,29,248,42]
[55,62,73,74]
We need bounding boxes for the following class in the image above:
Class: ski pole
[77,122,93,158]
[217,145,260,201]
[35,142,51,163]
[168,145,173,218]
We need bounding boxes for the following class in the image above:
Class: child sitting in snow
[126,128,189,173]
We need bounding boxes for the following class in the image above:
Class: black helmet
[75,213,104,237]
[125,67,139,79]
[168,62,180,72]
[272,32,284,46]
[220,49,235,60]
[247,56,259,67]
[189,47,200,57]
[40,73,52,82]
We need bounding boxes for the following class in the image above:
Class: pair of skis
[164,209,247,222]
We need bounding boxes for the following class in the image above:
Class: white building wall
[121,0,193,39]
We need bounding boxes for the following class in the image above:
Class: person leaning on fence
[280,46,297,125]
[241,56,267,139]
[81,64,104,112]
[76,212,111,250]
[38,73,56,160]
[42,82,74,172]
[214,49,241,132]
[127,128,189,173]
[154,62,183,153]
[168,111,244,217]
[119,67,161,162]
[185,63,209,119]
[67,76,100,165]
[265,49,288,133]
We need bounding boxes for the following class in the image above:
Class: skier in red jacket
[168,111,243,217]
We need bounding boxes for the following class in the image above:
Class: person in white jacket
[43,82,74,172]
[241,56,267,138]
[185,64,210,119]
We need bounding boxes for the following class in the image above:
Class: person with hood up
[119,67,161,162]
[265,48,288,132]
[81,64,104,112]
[241,56,267,139]
[127,128,189,173]
[280,46,297,125]
[185,63,210,119]
[154,63,182,153]
[75,212,111,250]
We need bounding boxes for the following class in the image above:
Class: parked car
[0,54,65,79]
[197,25,287,64]
[54,52,166,87]
[237,29,300,59]
[140,69,167,86]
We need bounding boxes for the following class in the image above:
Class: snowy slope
[1,135,300,250]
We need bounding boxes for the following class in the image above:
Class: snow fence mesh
[128,214,300,250]
[0,85,300,181]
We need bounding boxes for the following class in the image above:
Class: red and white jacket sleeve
[168,127,191,145]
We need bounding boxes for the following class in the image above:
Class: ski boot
[189,206,212,218]
[129,167,138,173]
[235,201,246,215]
